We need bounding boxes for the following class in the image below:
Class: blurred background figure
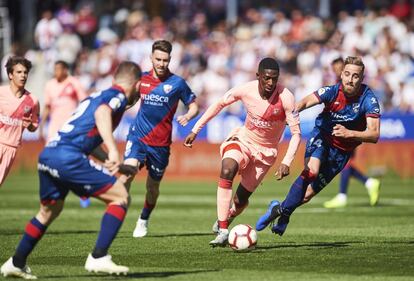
[38,60,89,208]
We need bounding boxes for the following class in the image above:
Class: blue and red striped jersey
[313,83,380,151]
[130,70,196,146]
[50,85,128,154]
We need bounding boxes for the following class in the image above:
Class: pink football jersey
[0,85,39,147]
[44,75,87,140]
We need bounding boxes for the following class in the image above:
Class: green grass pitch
[1,172,413,281]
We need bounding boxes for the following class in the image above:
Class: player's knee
[220,167,237,180]
[300,169,317,182]
[38,203,63,223]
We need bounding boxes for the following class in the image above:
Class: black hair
[152,40,172,54]
[258,57,279,73]
[55,60,69,69]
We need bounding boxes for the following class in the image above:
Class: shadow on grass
[0,230,98,236]
[42,269,219,279]
[121,232,213,238]
[256,241,362,250]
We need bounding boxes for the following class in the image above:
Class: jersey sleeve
[364,92,381,118]
[104,93,127,114]
[30,99,40,129]
[281,88,300,130]
[191,85,243,134]
[179,80,197,106]
[313,85,336,105]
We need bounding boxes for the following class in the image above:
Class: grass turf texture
[0,172,413,281]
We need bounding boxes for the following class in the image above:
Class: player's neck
[9,83,25,98]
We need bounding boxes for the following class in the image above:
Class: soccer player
[0,56,39,187]
[122,40,199,238]
[0,61,141,279]
[256,56,381,236]
[184,57,301,247]
[38,60,90,208]
[324,57,380,208]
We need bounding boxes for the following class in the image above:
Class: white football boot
[1,257,37,279]
[85,254,128,275]
[132,218,148,238]
[209,228,229,247]
[212,216,235,234]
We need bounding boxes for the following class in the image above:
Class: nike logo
[141,83,151,87]
[334,101,340,105]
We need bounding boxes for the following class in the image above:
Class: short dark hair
[258,57,279,73]
[55,60,69,69]
[344,56,365,73]
[114,61,142,81]
[331,57,344,65]
[5,56,32,75]
[152,40,172,54]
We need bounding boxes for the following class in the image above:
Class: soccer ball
[228,224,257,251]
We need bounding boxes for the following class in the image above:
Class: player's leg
[133,145,169,238]
[256,132,324,233]
[0,145,17,187]
[323,164,351,208]
[1,164,66,280]
[210,141,249,247]
[348,165,380,206]
[86,179,130,275]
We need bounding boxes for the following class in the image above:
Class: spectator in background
[0,56,39,187]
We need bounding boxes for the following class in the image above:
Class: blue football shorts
[124,137,170,181]
[305,128,352,193]
[38,145,117,204]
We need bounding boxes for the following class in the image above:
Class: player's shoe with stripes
[1,257,37,279]
[209,229,229,247]
[85,254,128,275]
[365,178,381,206]
[255,200,281,231]
[132,218,148,238]
[212,216,235,234]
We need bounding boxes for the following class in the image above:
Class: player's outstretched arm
[183,132,197,148]
[332,117,380,143]
[295,93,320,112]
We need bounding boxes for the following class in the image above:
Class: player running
[256,56,381,236]
[1,61,141,279]
[0,56,39,187]
[184,57,301,247]
[122,40,199,238]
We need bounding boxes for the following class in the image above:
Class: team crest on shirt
[23,106,31,114]
[273,108,280,115]
[163,84,173,94]
[352,103,360,113]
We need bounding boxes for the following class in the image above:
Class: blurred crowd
[3,0,414,119]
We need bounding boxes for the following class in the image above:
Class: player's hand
[332,124,351,138]
[22,115,32,129]
[183,132,197,148]
[176,115,190,126]
[105,149,121,175]
[275,164,290,180]
[118,164,138,176]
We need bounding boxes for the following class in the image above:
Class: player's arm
[23,101,40,132]
[276,90,302,180]
[183,91,238,147]
[38,104,50,140]
[177,101,199,126]
[95,104,120,174]
[91,145,138,176]
[332,117,380,143]
[295,93,320,112]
